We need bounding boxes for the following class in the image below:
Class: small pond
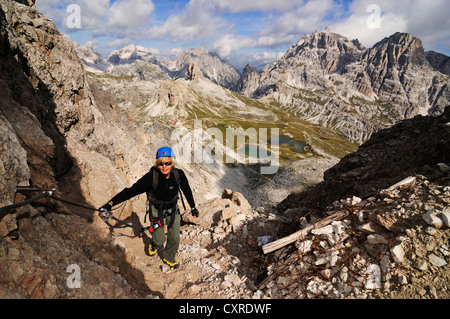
[237,136,307,158]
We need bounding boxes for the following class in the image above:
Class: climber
[100,146,199,270]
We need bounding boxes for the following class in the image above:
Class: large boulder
[183,189,252,228]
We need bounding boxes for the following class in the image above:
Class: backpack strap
[172,168,187,212]
[145,167,159,224]
[152,166,159,190]
[168,168,185,228]
[172,167,180,185]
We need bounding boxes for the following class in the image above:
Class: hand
[191,207,199,218]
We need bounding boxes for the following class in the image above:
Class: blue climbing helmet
[156,146,175,159]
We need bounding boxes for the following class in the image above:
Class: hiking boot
[148,243,158,256]
[162,258,180,269]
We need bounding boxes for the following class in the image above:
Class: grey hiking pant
[150,204,180,263]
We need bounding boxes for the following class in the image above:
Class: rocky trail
[96,189,274,299]
[1,171,448,300]
[88,172,450,300]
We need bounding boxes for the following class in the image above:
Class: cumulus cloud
[146,0,229,41]
[212,0,305,13]
[36,0,450,68]
[211,34,256,57]
[329,0,450,51]
[258,0,334,42]
[37,0,155,38]
[211,0,334,58]
[107,0,155,29]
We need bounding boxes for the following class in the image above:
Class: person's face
[158,157,173,176]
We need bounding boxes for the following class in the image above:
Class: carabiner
[98,208,112,220]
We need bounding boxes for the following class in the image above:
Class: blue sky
[36,0,450,69]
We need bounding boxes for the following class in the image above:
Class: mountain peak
[379,32,420,45]
[368,32,426,65]
[170,47,240,89]
[362,32,429,75]
[75,42,113,73]
[275,30,365,74]
[240,31,449,143]
[296,30,365,51]
[108,44,157,65]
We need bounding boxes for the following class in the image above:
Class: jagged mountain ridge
[108,44,159,65]
[79,30,449,145]
[74,42,114,73]
[77,44,241,90]
[161,48,241,89]
[239,31,449,144]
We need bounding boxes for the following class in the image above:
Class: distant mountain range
[238,31,449,143]
[75,31,449,144]
[75,43,241,90]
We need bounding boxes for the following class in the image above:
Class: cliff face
[355,33,444,118]
[234,64,263,98]
[0,0,168,298]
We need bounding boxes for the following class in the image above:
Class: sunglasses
[158,161,172,167]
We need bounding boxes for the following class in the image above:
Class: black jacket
[109,167,195,208]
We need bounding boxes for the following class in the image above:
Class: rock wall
[0,0,167,298]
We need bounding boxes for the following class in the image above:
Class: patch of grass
[88,71,134,81]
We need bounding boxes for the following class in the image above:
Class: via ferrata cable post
[16,186,56,195]
[0,187,56,219]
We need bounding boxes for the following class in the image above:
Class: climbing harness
[148,218,162,233]
[144,167,188,230]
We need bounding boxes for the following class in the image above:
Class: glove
[191,207,199,218]
[100,201,112,211]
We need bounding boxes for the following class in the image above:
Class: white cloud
[258,0,334,41]
[107,0,155,29]
[105,38,133,49]
[147,0,228,41]
[36,0,450,67]
[211,34,256,57]
[212,0,305,13]
[248,51,285,64]
[211,0,334,58]
[329,0,450,51]
[37,0,155,38]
